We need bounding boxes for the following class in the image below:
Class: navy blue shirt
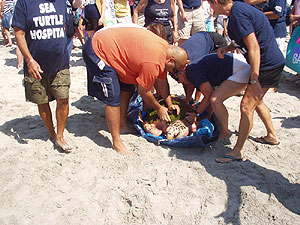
[181,31,227,62]
[12,0,69,76]
[228,2,285,70]
[182,0,202,8]
[186,53,233,89]
[144,0,172,26]
[263,0,287,38]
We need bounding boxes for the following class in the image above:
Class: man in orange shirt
[83,26,188,155]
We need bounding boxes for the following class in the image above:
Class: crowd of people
[0,0,297,163]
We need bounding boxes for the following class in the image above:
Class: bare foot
[5,43,12,47]
[113,141,133,155]
[55,139,72,152]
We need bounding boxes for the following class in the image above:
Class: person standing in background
[289,0,300,33]
[263,0,287,54]
[114,0,133,23]
[177,0,207,46]
[202,0,215,32]
[0,0,15,47]
[82,0,106,37]
[66,0,83,59]
[133,0,178,44]
[215,14,227,37]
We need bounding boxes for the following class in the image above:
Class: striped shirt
[3,0,15,14]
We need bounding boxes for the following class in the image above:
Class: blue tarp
[127,92,219,148]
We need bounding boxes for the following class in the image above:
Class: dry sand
[0,37,300,225]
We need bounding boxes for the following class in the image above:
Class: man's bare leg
[119,90,135,133]
[55,98,71,151]
[211,81,247,140]
[255,90,279,144]
[16,47,24,68]
[38,103,56,141]
[4,28,12,46]
[106,105,132,155]
[216,85,267,162]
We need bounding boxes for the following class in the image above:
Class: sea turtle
[166,119,198,140]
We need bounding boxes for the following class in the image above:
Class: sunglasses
[169,60,180,81]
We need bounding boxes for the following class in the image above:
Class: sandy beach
[0,36,300,224]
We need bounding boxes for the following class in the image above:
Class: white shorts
[227,53,250,83]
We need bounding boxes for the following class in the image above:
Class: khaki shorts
[24,69,70,104]
[178,7,206,40]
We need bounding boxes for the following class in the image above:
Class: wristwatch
[250,79,258,85]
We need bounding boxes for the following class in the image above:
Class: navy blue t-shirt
[182,0,202,8]
[181,31,226,62]
[228,2,285,71]
[263,0,287,38]
[186,53,233,89]
[12,0,69,76]
[144,0,172,26]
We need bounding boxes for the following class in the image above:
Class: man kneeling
[170,53,250,141]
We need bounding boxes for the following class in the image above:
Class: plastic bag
[286,26,300,74]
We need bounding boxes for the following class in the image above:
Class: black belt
[184,6,200,9]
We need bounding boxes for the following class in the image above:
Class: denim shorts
[2,10,13,29]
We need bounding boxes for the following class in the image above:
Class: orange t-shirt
[92,27,169,90]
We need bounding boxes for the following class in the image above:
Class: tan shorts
[178,7,206,40]
[24,69,70,104]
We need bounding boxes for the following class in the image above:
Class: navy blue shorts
[83,37,136,106]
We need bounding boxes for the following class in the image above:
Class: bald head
[166,45,189,69]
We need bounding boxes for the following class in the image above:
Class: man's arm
[137,84,171,121]
[170,0,178,43]
[14,26,43,80]
[176,0,188,22]
[217,43,236,58]
[243,32,263,100]
[132,0,148,23]
[96,0,105,26]
[0,0,5,19]
[264,11,280,20]
[154,78,180,115]
[196,82,214,115]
